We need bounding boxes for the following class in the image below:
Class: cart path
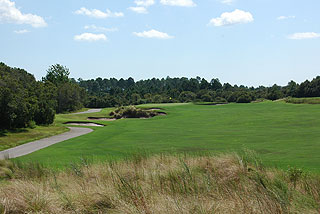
[0,127,93,160]
[0,108,101,159]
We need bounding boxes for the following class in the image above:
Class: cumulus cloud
[84,25,118,32]
[135,0,155,7]
[14,29,29,34]
[75,7,124,19]
[133,29,174,39]
[277,15,295,20]
[221,0,235,5]
[288,32,320,40]
[208,9,254,27]
[0,0,47,27]
[128,7,148,14]
[160,0,196,7]
[74,33,107,42]
[129,0,155,14]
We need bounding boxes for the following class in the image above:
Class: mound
[110,106,166,119]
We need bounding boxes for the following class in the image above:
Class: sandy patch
[65,122,104,127]
[87,117,117,121]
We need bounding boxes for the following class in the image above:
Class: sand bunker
[64,122,104,127]
[87,117,117,121]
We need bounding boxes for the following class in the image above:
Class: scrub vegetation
[110,106,163,119]
[1,152,320,213]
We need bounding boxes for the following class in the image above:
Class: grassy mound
[285,97,320,104]
[1,152,320,213]
[110,106,160,119]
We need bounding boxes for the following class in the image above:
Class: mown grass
[285,97,320,104]
[1,152,320,213]
[15,101,320,172]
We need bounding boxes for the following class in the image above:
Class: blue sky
[0,0,319,86]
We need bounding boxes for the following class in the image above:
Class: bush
[179,91,196,103]
[110,106,158,119]
[214,97,227,103]
[236,94,252,103]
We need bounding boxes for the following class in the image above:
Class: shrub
[236,94,252,103]
[214,97,227,103]
[110,106,158,119]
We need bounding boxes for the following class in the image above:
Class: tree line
[1,62,320,130]
[0,63,85,130]
[79,76,320,107]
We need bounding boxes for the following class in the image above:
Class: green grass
[16,101,320,171]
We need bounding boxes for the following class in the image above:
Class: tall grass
[1,152,320,213]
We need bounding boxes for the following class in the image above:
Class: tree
[0,63,56,129]
[179,91,196,102]
[42,64,70,86]
[57,83,86,113]
[42,64,86,113]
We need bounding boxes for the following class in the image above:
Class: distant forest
[1,62,320,130]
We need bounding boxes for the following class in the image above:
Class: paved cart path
[0,127,93,159]
[0,108,102,160]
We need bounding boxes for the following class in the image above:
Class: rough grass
[1,152,320,213]
[285,97,320,104]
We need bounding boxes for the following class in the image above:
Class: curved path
[0,127,93,160]
[0,108,101,160]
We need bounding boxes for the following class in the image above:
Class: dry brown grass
[1,152,320,213]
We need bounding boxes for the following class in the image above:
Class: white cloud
[133,29,174,39]
[135,0,155,7]
[129,0,155,14]
[209,9,254,27]
[75,7,124,19]
[74,33,107,42]
[14,29,29,34]
[128,7,148,14]
[277,15,295,20]
[288,32,320,40]
[0,0,47,27]
[221,0,235,5]
[160,0,196,7]
[84,25,118,32]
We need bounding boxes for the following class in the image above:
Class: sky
[0,0,320,87]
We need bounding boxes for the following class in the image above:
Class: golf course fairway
[17,101,320,171]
